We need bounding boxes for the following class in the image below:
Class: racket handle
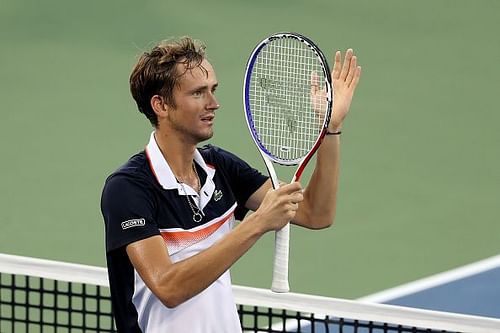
[271,222,290,293]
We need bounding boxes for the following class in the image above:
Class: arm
[246,49,362,229]
[126,182,303,308]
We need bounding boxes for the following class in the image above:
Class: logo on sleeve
[121,218,146,230]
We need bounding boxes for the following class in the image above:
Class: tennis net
[1,253,499,333]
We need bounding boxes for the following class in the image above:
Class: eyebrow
[188,82,219,93]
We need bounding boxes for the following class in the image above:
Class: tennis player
[101,36,361,333]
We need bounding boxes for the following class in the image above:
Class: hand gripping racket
[243,32,333,292]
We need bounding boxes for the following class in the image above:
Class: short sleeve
[101,174,160,252]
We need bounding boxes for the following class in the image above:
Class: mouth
[201,114,215,124]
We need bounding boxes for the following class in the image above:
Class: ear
[150,95,169,119]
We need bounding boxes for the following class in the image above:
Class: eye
[193,90,202,97]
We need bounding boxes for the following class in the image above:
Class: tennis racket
[243,32,333,293]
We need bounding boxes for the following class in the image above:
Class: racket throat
[260,150,281,189]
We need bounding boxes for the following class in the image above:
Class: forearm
[129,214,265,308]
[129,182,303,308]
[293,134,340,228]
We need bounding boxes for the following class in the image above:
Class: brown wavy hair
[129,37,206,126]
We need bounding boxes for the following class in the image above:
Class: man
[101,36,361,333]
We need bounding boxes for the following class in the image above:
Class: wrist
[325,129,342,136]
[242,212,268,236]
[327,123,342,133]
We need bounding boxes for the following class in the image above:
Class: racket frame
[243,32,333,292]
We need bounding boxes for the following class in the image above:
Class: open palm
[310,49,361,131]
[329,49,361,131]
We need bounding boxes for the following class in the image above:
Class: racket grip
[271,222,290,293]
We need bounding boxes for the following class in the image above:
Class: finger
[310,71,320,95]
[349,66,362,89]
[332,51,341,80]
[279,181,303,194]
[345,55,357,86]
[340,49,353,81]
[290,191,304,203]
[284,210,297,222]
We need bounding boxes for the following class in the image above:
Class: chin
[196,131,214,142]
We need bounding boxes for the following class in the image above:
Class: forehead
[176,59,217,87]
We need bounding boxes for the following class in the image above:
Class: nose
[207,93,220,111]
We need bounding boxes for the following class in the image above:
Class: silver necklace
[177,163,204,223]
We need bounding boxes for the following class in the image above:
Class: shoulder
[102,151,154,196]
[106,151,149,180]
[198,144,234,158]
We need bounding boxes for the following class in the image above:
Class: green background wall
[1,0,499,298]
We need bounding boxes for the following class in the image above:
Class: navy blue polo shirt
[101,133,268,333]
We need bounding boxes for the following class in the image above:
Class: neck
[153,129,197,181]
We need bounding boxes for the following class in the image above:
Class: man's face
[166,59,219,143]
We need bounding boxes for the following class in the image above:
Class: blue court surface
[358,254,500,319]
[291,254,500,332]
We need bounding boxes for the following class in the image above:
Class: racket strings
[249,37,329,162]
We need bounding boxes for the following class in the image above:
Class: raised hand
[310,71,329,124]
[329,49,362,131]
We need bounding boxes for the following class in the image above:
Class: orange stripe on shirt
[160,211,234,245]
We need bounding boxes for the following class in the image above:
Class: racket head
[243,32,333,166]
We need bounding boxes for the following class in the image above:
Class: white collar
[145,132,216,210]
